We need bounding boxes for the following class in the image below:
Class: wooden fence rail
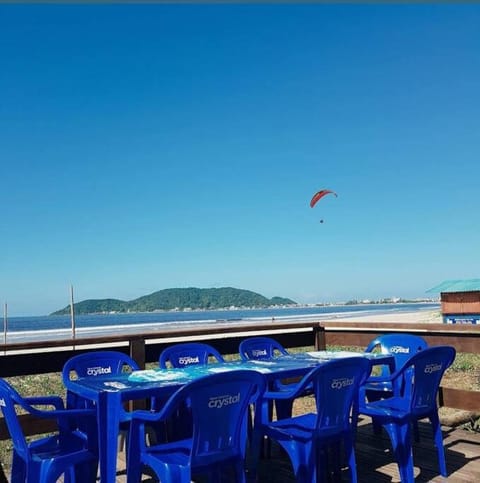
[320,321,480,412]
[1,320,479,441]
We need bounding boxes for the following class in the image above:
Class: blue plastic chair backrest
[365,333,428,376]
[402,346,456,417]
[303,357,371,432]
[157,370,266,467]
[0,379,30,461]
[62,350,140,382]
[159,342,225,368]
[238,336,289,361]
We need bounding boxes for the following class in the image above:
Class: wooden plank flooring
[3,418,476,482]
[114,418,480,482]
[354,418,480,482]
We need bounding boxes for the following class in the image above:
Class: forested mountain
[51,287,297,315]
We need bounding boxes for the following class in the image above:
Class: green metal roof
[426,279,480,293]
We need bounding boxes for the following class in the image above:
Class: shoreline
[4,309,444,344]
[329,309,442,324]
[4,301,441,343]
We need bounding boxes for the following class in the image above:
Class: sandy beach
[330,309,443,324]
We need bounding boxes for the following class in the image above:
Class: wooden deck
[113,417,480,482]
[1,418,478,482]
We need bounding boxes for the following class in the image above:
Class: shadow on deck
[114,418,480,482]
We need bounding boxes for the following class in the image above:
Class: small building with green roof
[427,279,480,324]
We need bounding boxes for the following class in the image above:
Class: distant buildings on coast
[345,297,438,305]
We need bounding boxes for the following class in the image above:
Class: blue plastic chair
[252,357,371,483]
[159,342,225,368]
[126,369,267,483]
[359,345,456,483]
[239,336,311,419]
[153,342,226,442]
[0,378,98,483]
[239,336,289,361]
[362,334,428,440]
[363,334,428,401]
[62,350,140,450]
[62,350,140,408]
[239,336,307,453]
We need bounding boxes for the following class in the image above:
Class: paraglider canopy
[309,189,337,208]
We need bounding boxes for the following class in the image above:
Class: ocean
[2,302,439,343]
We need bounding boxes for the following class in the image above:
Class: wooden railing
[319,321,480,412]
[0,320,323,376]
[1,320,479,441]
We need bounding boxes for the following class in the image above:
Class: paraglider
[309,189,337,208]
[310,189,337,223]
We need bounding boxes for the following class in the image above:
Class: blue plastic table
[64,351,393,483]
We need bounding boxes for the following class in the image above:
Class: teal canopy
[426,279,480,293]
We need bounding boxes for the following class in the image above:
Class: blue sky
[1,4,479,316]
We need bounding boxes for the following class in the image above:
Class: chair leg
[209,468,222,483]
[344,435,358,483]
[234,461,247,483]
[247,404,253,444]
[254,400,274,459]
[413,420,420,443]
[330,441,342,482]
[73,460,98,483]
[250,426,263,480]
[246,403,264,457]
[142,460,190,483]
[278,439,315,483]
[430,412,448,477]
[10,451,26,483]
[384,422,414,483]
[126,425,143,483]
[315,445,329,483]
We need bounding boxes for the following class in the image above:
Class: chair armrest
[19,403,97,436]
[261,389,297,401]
[50,407,97,418]
[24,395,65,410]
[130,409,168,423]
[365,375,395,384]
[28,406,96,419]
[263,370,316,401]
[365,365,406,385]
[274,379,300,390]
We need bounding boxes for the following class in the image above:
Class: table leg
[97,390,121,483]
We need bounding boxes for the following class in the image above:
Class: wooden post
[314,325,326,350]
[3,302,7,354]
[130,337,146,369]
[129,337,147,410]
[70,285,76,346]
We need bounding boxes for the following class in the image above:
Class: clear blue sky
[1,4,479,316]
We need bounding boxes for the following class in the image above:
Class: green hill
[51,287,297,315]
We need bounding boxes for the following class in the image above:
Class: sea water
[2,303,439,343]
